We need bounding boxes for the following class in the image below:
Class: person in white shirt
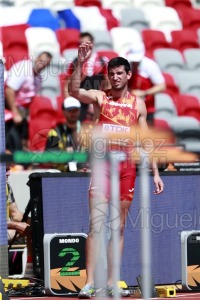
[5,52,52,150]
[127,41,166,125]
[5,51,52,124]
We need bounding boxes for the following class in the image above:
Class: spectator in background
[64,32,109,121]
[126,41,166,125]
[5,51,52,151]
[45,96,82,172]
[6,159,33,277]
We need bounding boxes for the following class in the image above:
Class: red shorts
[89,159,136,201]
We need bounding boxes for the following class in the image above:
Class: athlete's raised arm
[69,42,103,105]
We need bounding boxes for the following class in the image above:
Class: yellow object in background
[2,279,29,290]
[156,286,176,298]
[118,281,128,288]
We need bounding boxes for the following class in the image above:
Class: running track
[9,293,200,300]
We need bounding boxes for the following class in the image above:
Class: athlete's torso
[92,90,137,191]
[98,90,138,133]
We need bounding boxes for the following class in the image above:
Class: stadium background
[0,0,200,286]
[1,0,200,151]
[30,171,200,286]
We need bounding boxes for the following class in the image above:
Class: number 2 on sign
[59,248,80,276]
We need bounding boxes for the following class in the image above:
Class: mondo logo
[59,238,79,243]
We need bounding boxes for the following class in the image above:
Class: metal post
[109,152,121,300]
[0,59,8,277]
[139,152,151,299]
[90,148,108,292]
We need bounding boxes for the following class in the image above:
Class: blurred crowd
[4,20,200,174]
[4,30,169,171]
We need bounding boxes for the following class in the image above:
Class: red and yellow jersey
[98,90,138,131]
[97,90,138,153]
[90,90,137,201]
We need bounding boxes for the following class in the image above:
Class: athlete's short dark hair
[108,57,131,74]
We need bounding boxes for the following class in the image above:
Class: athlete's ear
[127,70,132,80]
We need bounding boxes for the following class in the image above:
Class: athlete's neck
[110,87,128,99]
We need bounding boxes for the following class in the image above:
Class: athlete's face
[108,65,132,90]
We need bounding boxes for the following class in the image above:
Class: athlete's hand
[78,42,93,63]
[153,174,164,195]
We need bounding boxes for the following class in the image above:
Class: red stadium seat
[1,24,29,70]
[170,29,199,52]
[28,96,57,151]
[174,94,200,121]
[55,28,79,54]
[154,118,172,130]
[74,0,102,6]
[162,72,180,97]
[176,7,200,30]
[56,95,66,124]
[154,118,175,145]
[141,29,170,58]
[165,0,192,11]
[99,8,119,30]
[97,50,119,61]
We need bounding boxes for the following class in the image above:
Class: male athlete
[69,42,164,298]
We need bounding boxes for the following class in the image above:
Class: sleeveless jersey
[98,90,138,131]
[90,90,138,201]
[98,90,138,153]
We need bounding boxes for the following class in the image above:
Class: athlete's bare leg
[107,200,132,287]
[85,191,109,285]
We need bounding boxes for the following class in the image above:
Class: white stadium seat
[142,6,182,41]
[155,93,200,134]
[176,70,200,100]
[133,0,165,9]
[153,48,186,75]
[110,26,142,57]
[101,0,134,19]
[43,0,75,10]
[25,27,60,57]
[90,30,113,51]
[72,6,107,31]
[101,0,133,10]
[14,0,43,8]
[120,8,149,32]
[183,48,200,71]
[0,7,32,26]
